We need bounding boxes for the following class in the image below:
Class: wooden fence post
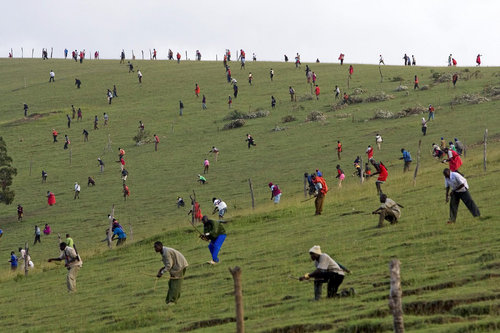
[229,266,245,333]
[389,259,405,333]
[379,66,383,83]
[413,140,422,186]
[483,129,488,171]
[21,47,23,58]
[31,48,34,58]
[360,157,364,184]
[107,205,115,249]
[248,179,255,209]
[129,224,133,241]
[303,174,307,198]
[24,242,29,277]
[69,149,72,165]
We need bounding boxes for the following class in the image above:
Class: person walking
[443,168,480,224]
[268,182,282,204]
[154,241,189,305]
[52,129,58,142]
[246,134,256,148]
[314,85,320,100]
[336,165,345,188]
[98,158,105,173]
[269,68,274,81]
[421,118,427,136]
[372,194,402,228]
[366,145,374,160]
[42,170,48,183]
[312,173,328,215]
[9,252,18,271]
[49,70,55,82]
[77,108,82,121]
[154,134,160,152]
[414,75,420,90]
[47,191,56,206]
[82,129,89,142]
[248,72,253,85]
[298,245,350,300]
[379,54,385,65]
[66,114,71,129]
[179,100,184,116]
[289,86,296,102]
[336,141,342,160]
[400,148,412,172]
[203,159,210,174]
[137,70,143,83]
[113,85,118,97]
[63,135,70,149]
[200,215,227,265]
[335,85,340,99]
[202,95,207,109]
[375,134,383,150]
[271,96,276,109]
[24,103,29,117]
[428,104,435,120]
[123,184,130,201]
[194,84,200,97]
[74,182,81,199]
[348,65,353,78]
[442,148,463,173]
[17,204,23,221]
[34,225,41,244]
[48,242,83,292]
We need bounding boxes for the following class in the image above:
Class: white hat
[309,245,321,255]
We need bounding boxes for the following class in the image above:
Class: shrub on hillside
[396,105,427,118]
[420,85,430,90]
[298,94,314,102]
[395,85,408,92]
[372,110,395,119]
[281,115,296,123]
[306,111,327,122]
[391,76,404,82]
[224,109,269,121]
[133,130,152,145]
[484,86,500,99]
[450,94,489,105]
[272,125,286,132]
[223,119,245,130]
[364,92,394,102]
[433,72,452,83]
[330,103,348,112]
[352,88,364,95]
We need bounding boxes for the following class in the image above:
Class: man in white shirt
[49,70,55,82]
[444,168,480,224]
[299,245,351,300]
[74,182,81,199]
[212,198,227,218]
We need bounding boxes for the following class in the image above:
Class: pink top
[204,159,210,166]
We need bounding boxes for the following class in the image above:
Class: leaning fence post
[107,205,115,249]
[389,259,405,333]
[303,173,307,198]
[248,179,255,209]
[229,266,245,333]
[483,129,488,171]
[413,140,422,186]
[24,242,29,277]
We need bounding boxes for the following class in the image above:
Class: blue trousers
[208,234,226,262]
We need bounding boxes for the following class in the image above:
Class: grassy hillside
[0,58,499,332]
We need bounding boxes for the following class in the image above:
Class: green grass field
[0,58,499,332]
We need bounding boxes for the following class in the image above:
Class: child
[17,204,23,221]
[9,252,18,271]
[43,224,51,235]
[336,165,345,188]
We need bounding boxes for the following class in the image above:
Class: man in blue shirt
[400,148,412,172]
[112,227,127,246]
[9,251,18,271]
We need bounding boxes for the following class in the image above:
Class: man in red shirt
[314,85,320,100]
[336,141,342,160]
[370,159,388,196]
[154,134,160,152]
[366,145,374,160]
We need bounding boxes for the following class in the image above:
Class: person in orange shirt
[414,75,419,90]
[312,174,328,215]
[52,129,58,142]
[348,65,353,78]
[314,85,320,100]
[123,184,130,201]
[336,141,342,160]
[194,83,200,97]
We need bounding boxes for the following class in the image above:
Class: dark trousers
[314,271,344,300]
[450,191,480,222]
[403,161,411,172]
[34,234,41,244]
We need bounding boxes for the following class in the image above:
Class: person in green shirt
[197,174,206,185]
[66,234,74,248]
[200,216,226,265]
